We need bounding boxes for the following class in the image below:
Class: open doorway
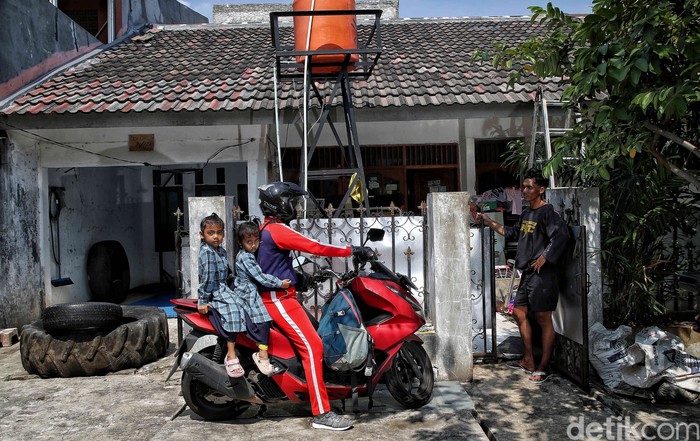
[45,162,248,309]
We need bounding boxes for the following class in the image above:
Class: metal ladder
[528,89,580,188]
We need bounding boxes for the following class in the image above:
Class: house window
[58,0,110,43]
[474,140,519,194]
[281,144,459,213]
[195,167,225,196]
[61,9,99,35]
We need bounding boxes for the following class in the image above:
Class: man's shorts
[513,265,559,312]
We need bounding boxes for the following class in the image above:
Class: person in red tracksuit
[256,182,371,431]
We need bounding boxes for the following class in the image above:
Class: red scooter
[167,228,434,421]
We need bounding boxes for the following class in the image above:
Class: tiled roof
[1,17,564,116]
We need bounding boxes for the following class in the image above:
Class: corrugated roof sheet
[1,17,564,116]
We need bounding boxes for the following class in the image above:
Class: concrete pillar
[424,191,473,381]
[187,197,237,298]
[0,134,44,328]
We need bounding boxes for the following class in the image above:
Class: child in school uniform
[198,214,290,377]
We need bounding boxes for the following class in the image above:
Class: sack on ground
[621,326,700,390]
[588,322,635,390]
[318,288,371,372]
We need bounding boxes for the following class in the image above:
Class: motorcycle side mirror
[367,228,385,242]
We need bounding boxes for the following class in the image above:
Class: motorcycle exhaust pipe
[180,352,259,402]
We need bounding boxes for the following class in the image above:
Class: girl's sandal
[225,357,245,378]
[253,352,275,376]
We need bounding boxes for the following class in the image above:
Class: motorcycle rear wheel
[384,341,434,409]
[181,346,251,421]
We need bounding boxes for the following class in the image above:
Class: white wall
[44,167,150,304]
[27,125,264,167]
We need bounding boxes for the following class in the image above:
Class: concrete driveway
[0,318,487,441]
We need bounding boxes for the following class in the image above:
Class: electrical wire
[302,0,317,215]
[4,123,150,165]
[2,121,254,173]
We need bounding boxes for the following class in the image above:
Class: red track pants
[261,289,330,416]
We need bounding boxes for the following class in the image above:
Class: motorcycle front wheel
[181,346,251,421]
[384,340,434,409]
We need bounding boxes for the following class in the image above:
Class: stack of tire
[20,302,169,378]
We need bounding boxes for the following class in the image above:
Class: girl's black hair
[200,213,224,232]
[237,221,260,243]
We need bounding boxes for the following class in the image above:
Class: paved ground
[0,318,485,441]
[2,316,699,440]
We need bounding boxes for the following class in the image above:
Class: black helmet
[258,182,307,223]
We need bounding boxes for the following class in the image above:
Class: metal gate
[550,189,591,391]
[279,207,500,361]
[470,226,498,360]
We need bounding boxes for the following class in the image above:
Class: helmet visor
[288,195,304,212]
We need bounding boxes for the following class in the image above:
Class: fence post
[425,192,473,381]
[358,204,366,244]
[420,201,429,320]
[174,207,185,299]
[389,202,399,272]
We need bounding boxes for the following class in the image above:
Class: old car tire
[384,340,434,409]
[42,302,123,333]
[20,306,169,378]
[87,240,130,303]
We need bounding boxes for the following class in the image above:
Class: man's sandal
[505,360,532,374]
[528,371,551,384]
[225,357,245,378]
[253,352,276,376]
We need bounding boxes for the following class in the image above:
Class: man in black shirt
[477,169,570,384]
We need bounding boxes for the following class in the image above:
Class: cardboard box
[662,324,700,358]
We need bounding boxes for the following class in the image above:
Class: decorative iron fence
[288,211,428,320]
[470,227,497,359]
[176,201,497,359]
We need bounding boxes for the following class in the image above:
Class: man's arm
[541,207,571,264]
[478,213,506,236]
[477,212,520,241]
[266,223,352,257]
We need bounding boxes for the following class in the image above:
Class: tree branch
[647,142,700,189]
[643,121,700,160]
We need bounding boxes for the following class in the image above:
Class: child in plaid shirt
[198,215,290,377]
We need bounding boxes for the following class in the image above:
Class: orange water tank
[293,0,359,74]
